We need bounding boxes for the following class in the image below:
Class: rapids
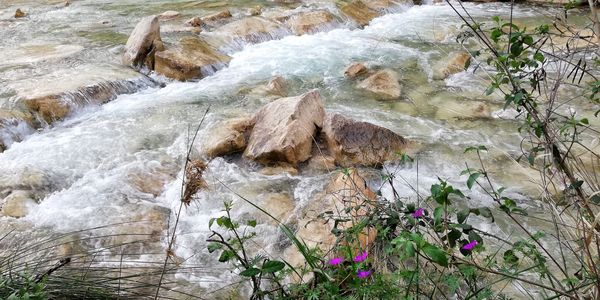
[0,0,598,297]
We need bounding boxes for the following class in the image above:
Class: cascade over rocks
[122,15,162,69]
[432,51,471,80]
[244,90,325,165]
[357,69,401,99]
[1,190,37,218]
[154,37,231,81]
[323,113,410,167]
[285,10,337,35]
[215,17,287,44]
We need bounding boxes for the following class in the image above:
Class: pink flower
[357,269,372,279]
[412,207,425,218]
[328,257,344,265]
[462,240,478,251]
[353,251,368,263]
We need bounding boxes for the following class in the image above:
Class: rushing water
[0,0,598,296]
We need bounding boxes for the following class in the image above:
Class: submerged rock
[432,51,471,80]
[122,15,162,69]
[345,62,368,79]
[357,69,401,99]
[186,17,203,27]
[154,37,231,81]
[159,11,180,21]
[1,190,37,218]
[264,76,287,97]
[201,116,254,158]
[323,113,410,167]
[259,163,299,176]
[215,17,287,44]
[340,0,379,27]
[249,6,262,16]
[244,90,325,165]
[285,10,337,35]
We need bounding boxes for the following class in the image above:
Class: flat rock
[323,113,410,167]
[244,90,325,165]
[285,10,337,35]
[357,69,401,99]
[201,116,254,158]
[432,51,471,80]
[8,64,153,124]
[155,37,231,81]
[3,44,84,65]
[122,15,162,69]
[159,11,180,21]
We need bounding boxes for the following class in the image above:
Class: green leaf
[218,250,235,262]
[247,220,257,227]
[533,52,544,62]
[239,267,261,277]
[207,242,222,253]
[261,260,285,273]
[457,208,470,224]
[423,244,448,267]
[467,172,481,190]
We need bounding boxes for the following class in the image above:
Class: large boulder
[200,116,255,158]
[323,113,410,167]
[244,90,325,165]
[340,0,379,27]
[357,69,401,99]
[285,10,337,35]
[215,17,287,44]
[432,51,471,80]
[122,15,162,69]
[154,37,231,81]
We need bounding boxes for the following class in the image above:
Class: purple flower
[353,251,368,263]
[357,269,372,279]
[328,257,344,266]
[462,240,478,251]
[412,207,425,218]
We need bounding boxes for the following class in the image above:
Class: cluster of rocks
[199,89,416,174]
[121,0,408,82]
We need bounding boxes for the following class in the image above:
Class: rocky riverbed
[0,0,598,298]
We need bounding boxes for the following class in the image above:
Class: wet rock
[265,76,287,96]
[9,64,153,124]
[357,69,401,99]
[4,44,84,65]
[201,10,232,24]
[186,16,203,27]
[201,116,254,158]
[284,169,377,268]
[249,6,262,16]
[340,0,379,27]
[155,37,231,81]
[244,90,325,165]
[159,11,180,21]
[323,113,410,167]
[434,100,492,120]
[1,190,37,218]
[285,10,337,35]
[215,17,287,44]
[122,15,162,69]
[432,51,471,80]
[259,163,299,176]
[15,9,26,18]
[344,62,368,79]
[0,109,35,152]
[364,0,407,11]
[252,193,295,224]
[127,164,177,197]
[307,155,336,172]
